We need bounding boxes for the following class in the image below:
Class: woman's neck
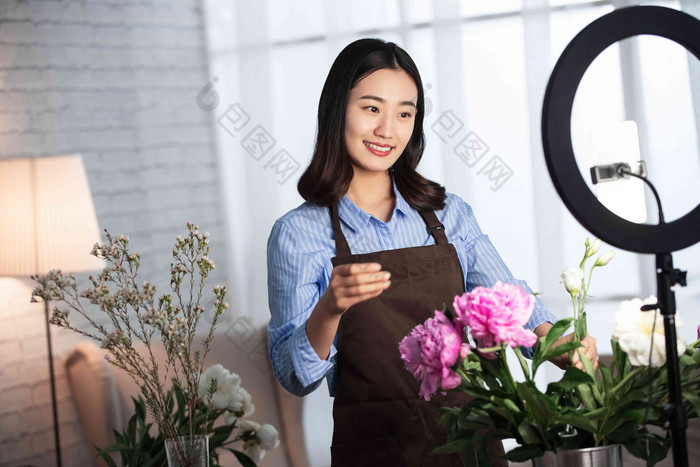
[346,171,394,207]
[345,171,396,222]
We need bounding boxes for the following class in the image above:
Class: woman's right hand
[322,262,391,316]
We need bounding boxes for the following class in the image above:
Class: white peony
[237,420,260,433]
[222,410,237,425]
[198,364,241,409]
[258,423,280,450]
[561,267,584,294]
[611,295,685,367]
[228,385,255,416]
[243,439,266,462]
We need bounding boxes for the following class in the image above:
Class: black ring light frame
[542,5,700,253]
[542,6,700,467]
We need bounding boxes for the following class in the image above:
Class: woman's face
[344,68,418,176]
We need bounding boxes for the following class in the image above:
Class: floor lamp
[0,155,104,467]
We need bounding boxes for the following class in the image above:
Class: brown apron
[328,202,506,467]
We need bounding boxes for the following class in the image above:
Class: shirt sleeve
[457,198,557,358]
[267,220,337,396]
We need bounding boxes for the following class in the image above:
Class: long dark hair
[297,38,447,211]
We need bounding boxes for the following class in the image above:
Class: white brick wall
[0,1,229,465]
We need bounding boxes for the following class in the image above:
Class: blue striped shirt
[266,177,556,397]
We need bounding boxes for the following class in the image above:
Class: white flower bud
[560,267,584,294]
[594,250,615,267]
[586,238,602,257]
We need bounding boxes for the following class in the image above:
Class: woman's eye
[363,106,411,118]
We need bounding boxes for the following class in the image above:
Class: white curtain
[202,0,700,464]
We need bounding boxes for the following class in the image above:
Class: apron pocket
[330,434,406,467]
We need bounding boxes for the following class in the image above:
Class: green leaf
[516,420,540,444]
[142,447,167,467]
[541,318,574,354]
[431,437,474,454]
[135,421,153,457]
[503,444,544,462]
[576,384,597,411]
[542,341,583,363]
[554,414,596,434]
[209,431,231,448]
[517,381,553,428]
[95,442,131,454]
[173,384,188,429]
[127,411,137,442]
[547,365,594,393]
[92,444,118,467]
[113,429,125,444]
[645,432,672,467]
[502,397,522,415]
[460,385,505,401]
[610,339,627,377]
[608,422,647,459]
[460,444,478,466]
[533,318,573,374]
[684,391,700,418]
[477,440,491,466]
[134,396,146,422]
[513,346,530,380]
[227,449,257,467]
[578,350,596,378]
[574,311,588,341]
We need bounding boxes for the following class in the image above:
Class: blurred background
[1,0,699,465]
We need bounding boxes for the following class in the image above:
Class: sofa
[64,322,308,467]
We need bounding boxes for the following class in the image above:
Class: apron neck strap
[329,202,448,258]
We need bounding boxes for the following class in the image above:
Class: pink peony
[452,281,538,351]
[399,310,463,401]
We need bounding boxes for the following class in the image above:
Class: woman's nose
[374,114,394,139]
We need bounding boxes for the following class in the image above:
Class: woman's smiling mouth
[364,141,394,156]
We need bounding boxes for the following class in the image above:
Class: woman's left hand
[534,323,599,371]
[569,333,598,371]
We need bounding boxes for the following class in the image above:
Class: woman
[267,38,597,467]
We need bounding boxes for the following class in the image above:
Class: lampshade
[0,155,104,276]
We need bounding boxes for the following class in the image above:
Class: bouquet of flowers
[96,363,279,466]
[399,238,700,466]
[30,223,279,466]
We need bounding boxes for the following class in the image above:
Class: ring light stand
[541,6,700,467]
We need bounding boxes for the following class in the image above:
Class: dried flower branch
[30,222,229,465]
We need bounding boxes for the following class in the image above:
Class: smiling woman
[344,68,418,220]
[294,38,444,213]
[265,38,589,467]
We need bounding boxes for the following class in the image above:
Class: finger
[572,351,580,364]
[335,263,382,276]
[343,277,391,297]
[339,268,391,288]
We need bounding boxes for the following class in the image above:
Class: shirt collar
[337,176,411,233]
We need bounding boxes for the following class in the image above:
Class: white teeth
[364,142,391,152]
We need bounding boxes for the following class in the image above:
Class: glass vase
[165,435,209,467]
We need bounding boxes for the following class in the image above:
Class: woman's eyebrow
[358,95,416,108]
